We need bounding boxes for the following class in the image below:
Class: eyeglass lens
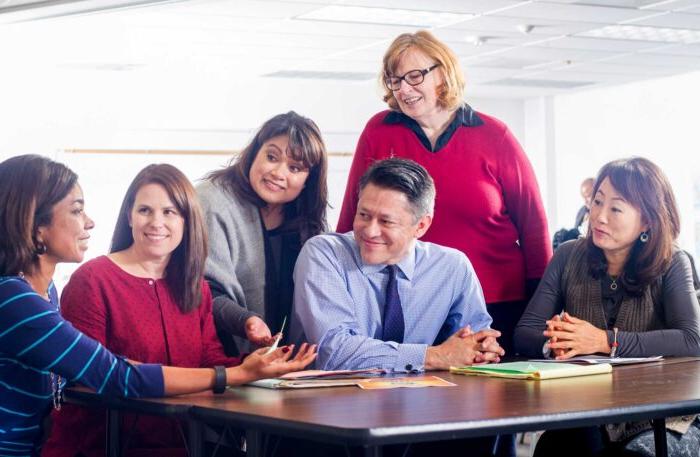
[386,69,426,90]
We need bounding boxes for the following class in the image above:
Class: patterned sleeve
[0,278,164,398]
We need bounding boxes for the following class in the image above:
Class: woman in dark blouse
[198,111,328,355]
[514,157,700,457]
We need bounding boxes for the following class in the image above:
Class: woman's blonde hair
[381,30,465,112]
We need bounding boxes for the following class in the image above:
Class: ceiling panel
[642,0,700,12]
[541,35,665,51]
[647,42,700,56]
[497,2,660,23]
[606,52,700,67]
[2,0,700,98]
[445,14,603,36]
[626,11,700,28]
[303,0,524,14]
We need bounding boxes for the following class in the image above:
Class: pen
[265,315,287,355]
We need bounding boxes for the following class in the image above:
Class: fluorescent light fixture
[0,0,181,24]
[578,25,700,44]
[486,78,594,89]
[263,70,375,81]
[296,5,473,28]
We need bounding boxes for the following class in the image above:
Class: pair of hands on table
[425,326,505,370]
[543,312,610,359]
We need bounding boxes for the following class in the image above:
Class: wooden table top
[66,358,700,446]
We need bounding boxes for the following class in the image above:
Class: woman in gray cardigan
[515,157,700,457]
[198,112,328,356]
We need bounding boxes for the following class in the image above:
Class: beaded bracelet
[609,327,619,358]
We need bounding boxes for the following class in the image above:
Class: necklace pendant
[610,281,618,291]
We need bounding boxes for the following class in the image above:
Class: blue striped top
[0,276,165,456]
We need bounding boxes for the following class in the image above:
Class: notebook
[450,361,613,380]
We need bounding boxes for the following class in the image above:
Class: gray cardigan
[197,180,266,354]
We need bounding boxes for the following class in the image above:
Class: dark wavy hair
[111,164,207,313]
[0,155,78,276]
[587,157,680,295]
[206,111,328,242]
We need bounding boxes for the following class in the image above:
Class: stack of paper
[247,368,386,389]
[450,361,612,380]
[530,356,662,365]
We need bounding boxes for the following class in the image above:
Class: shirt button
[148,280,154,285]
[405,364,413,371]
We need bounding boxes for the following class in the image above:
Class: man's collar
[357,243,416,281]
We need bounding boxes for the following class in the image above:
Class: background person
[514,157,700,457]
[0,155,316,456]
[199,111,328,356]
[336,30,551,358]
[574,177,595,231]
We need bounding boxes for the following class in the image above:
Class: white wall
[550,70,700,256]
[0,66,527,285]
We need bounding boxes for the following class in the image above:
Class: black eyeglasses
[384,64,440,91]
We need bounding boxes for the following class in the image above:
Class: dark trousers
[486,299,529,357]
[486,299,529,457]
[272,435,498,457]
[534,427,610,457]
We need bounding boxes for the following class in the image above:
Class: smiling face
[590,177,648,258]
[352,183,432,265]
[249,134,310,211]
[36,184,94,264]
[129,183,184,263]
[390,48,443,124]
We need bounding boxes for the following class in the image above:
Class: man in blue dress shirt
[291,158,504,372]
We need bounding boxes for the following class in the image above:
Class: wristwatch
[213,365,226,394]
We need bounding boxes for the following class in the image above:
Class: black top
[383,103,483,152]
[263,227,301,345]
[514,241,700,357]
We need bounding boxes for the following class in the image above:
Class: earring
[34,242,47,255]
[640,231,649,243]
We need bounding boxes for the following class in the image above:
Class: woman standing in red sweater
[43,164,274,456]
[337,30,552,360]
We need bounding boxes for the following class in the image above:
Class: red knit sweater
[43,256,240,457]
[337,110,552,303]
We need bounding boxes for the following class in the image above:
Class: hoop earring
[640,231,649,243]
[34,242,47,255]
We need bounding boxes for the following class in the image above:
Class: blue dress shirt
[290,232,492,372]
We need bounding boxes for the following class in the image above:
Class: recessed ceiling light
[577,25,700,44]
[296,5,473,28]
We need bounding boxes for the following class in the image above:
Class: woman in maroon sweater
[337,30,551,358]
[43,164,310,457]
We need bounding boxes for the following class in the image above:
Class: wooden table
[65,358,700,457]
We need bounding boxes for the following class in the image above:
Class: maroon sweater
[337,109,552,303]
[43,256,240,457]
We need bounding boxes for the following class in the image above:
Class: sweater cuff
[212,295,260,338]
[137,363,165,397]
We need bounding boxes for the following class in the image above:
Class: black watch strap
[213,365,226,394]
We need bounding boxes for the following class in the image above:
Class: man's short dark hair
[358,158,435,220]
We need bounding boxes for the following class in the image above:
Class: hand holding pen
[265,316,287,355]
[245,315,274,346]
